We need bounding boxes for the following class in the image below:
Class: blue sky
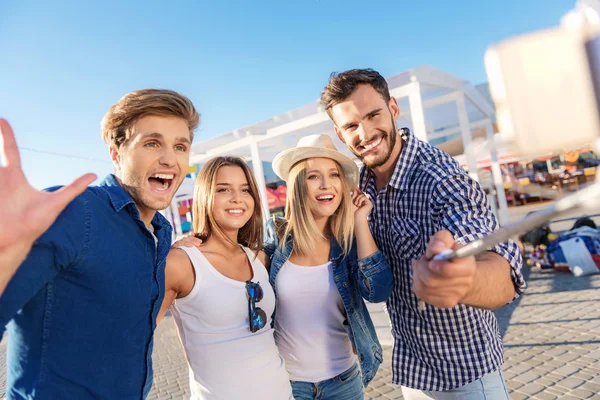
[1,0,573,189]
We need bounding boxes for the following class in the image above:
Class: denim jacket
[263,217,393,387]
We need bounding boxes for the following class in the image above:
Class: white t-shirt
[274,259,356,382]
[170,246,293,400]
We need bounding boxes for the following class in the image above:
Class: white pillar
[486,120,509,225]
[170,198,183,241]
[250,141,271,221]
[456,93,479,182]
[408,82,428,143]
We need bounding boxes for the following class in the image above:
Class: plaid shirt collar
[361,127,416,192]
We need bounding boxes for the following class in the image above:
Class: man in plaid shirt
[321,69,525,399]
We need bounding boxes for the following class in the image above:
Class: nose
[230,190,243,203]
[319,176,332,189]
[159,146,177,167]
[356,124,369,143]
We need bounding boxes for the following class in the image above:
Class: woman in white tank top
[157,156,293,400]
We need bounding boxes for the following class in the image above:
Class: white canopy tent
[167,65,508,237]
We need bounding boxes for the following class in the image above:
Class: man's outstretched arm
[0,119,96,295]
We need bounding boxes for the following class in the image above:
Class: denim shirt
[263,217,393,387]
[0,174,172,399]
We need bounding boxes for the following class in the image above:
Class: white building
[165,65,509,238]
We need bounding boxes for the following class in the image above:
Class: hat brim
[272,146,360,188]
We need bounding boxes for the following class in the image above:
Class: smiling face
[110,115,191,223]
[211,165,256,234]
[331,84,401,170]
[303,157,345,221]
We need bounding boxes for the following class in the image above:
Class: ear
[389,96,400,121]
[109,146,121,170]
[334,125,345,144]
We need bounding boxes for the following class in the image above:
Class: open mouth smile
[315,194,335,205]
[360,136,384,154]
[148,173,175,193]
[225,208,246,216]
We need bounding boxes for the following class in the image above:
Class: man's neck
[138,209,157,229]
[371,136,403,192]
[112,175,157,228]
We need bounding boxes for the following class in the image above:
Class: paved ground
[143,266,600,400]
[1,203,600,399]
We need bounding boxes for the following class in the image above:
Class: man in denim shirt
[0,89,199,399]
[321,69,525,399]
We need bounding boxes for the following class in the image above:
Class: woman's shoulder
[240,246,271,271]
[256,249,269,268]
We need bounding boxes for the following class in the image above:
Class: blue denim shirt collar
[98,174,171,230]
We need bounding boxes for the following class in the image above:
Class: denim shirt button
[360,354,365,361]
[350,308,355,314]
[360,264,367,271]
[343,282,349,288]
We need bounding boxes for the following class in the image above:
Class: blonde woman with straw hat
[264,133,393,399]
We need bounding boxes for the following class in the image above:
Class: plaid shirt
[360,128,525,391]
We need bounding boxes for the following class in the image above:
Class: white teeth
[317,195,334,201]
[162,181,169,189]
[227,209,244,215]
[152,173,174,179]
[364,137,383,150]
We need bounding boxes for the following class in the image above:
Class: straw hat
[272,134,359,187]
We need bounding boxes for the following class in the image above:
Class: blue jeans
[291,363,364,400]
[401,368,510,400]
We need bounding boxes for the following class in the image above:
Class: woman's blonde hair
[282,158,354,256]
[192,156,263,251]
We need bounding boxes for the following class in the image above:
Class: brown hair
[321,69,391,118]
[192,156,263,251]
[101,89,200,149]
[282,159,354,256]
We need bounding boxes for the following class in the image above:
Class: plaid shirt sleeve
[429,172,527,301]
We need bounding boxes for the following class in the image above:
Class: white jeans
[401,369,510,400]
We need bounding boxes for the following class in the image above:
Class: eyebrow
[216,183,250,186]
[306,168,339,174]
[340,108,383,131]
[139,132,191,145]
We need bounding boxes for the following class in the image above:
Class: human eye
[175,144,188,152]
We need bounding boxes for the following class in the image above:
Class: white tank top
[170,246,293,400]
[274,259,356,382]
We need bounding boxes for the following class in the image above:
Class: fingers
[411,256,475,308]
[425,230,455,259]
[51,173,97,211]
[353,193,367,208]
[172,235,203,248]
[0,119,20,168]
